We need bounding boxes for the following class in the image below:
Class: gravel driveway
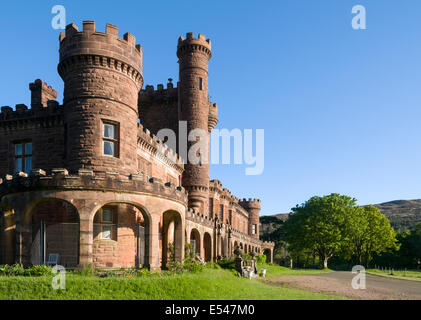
[264,271,421,300]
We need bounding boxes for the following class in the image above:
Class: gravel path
[263,271,421,300]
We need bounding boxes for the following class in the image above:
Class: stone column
[78,209,93,268]
[148,214,161,271]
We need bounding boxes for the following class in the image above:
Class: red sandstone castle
[0,21,274,270]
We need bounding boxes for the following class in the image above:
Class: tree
[284,194,356,269]
[345,206,398,266]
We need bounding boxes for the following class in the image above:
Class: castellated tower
[58,21,144,175]
[177,33,213,214]
[239,199,261,239]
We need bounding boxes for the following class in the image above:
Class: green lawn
[0,266,344,300]
[258,263,334,278]
[367,268,421,282]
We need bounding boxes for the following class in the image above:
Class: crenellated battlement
[0,168,188,204]
[59,21,142,55]
[29,79,58,108]
[186,207,215,227]
[0,78,60,124]
[58,21,143,89]
[177,32,212,58]
[137,123,184,173]
[239,198,262,209]
[138,81,178,103]
[0,102,62,128]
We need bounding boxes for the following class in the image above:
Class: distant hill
[373,200,421,231]
[260,199,421,236]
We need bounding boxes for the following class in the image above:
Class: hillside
[260,199,421,236]
[373,200,421,231]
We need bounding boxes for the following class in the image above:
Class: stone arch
[21,197,80,268]
[263,248,272,263]
[232,240,237,255]
[203,232,212,262]
[162,210,183,269]
[0,203,16,265]
[189,228,201,258]
[92,201,151,269]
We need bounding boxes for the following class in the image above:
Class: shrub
[136,268,152,277]
[24,265,53,277]
[255,254,267,264]
[0,264,25,276]
[167,261,184,274]
[242,253,252,260]
[0,264,53,277]
[217,258,235,270]
[184,258,204,273]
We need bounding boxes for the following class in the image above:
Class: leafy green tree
[373,223,421,268]
[345,205,398,266]
[284,194,356,269]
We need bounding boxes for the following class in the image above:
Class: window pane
[15,158,22,173]
[101,226,112,239]
[104,124,115,139]
[25,157,32,173]
[103,141,114,156]
[15,144,22,156]
[25,143,32,155]
[102,208,113,223]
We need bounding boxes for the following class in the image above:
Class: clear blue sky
[1,0,421,215]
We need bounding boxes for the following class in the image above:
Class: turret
[239,198,261,239]
[29,79,58,109]
[177,33,212,214]
[58,21,144,175]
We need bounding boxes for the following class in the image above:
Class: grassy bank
[257,263,333,278]
[367,268,421,282]
[0,265,343,300]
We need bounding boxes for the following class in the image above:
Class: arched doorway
[189,228,201,258]
[0,204,16,265]
[162,210,183,269]
[203,232,212,262]
[93,203,150,269]
[30,199,80,268]
[263,249,272,263]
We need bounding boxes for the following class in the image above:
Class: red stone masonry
[177,33,212,214]
[58,21,143,176]
[0,21,274,268]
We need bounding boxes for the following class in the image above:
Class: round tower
[239,198,261,239]
[177,33,212,214]
[58,21,144,175]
